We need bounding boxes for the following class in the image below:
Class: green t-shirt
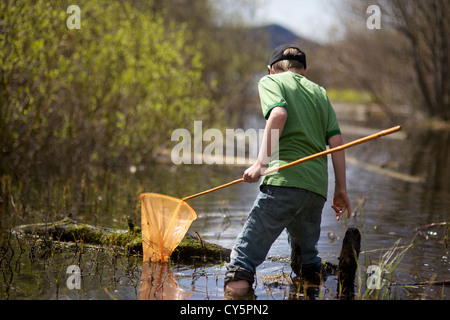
[258,72,341,199]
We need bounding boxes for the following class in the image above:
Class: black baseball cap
[268,44,307,69]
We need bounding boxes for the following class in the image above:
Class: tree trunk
[338,228,361,299]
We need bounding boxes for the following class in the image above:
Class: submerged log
[12,216,231,264]
[338,228,361,299]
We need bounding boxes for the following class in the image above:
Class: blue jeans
[226,185,325,284]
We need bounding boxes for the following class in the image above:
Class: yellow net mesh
[139,193,197,262]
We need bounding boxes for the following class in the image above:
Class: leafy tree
[150,0,268,126]
[0,0,214,176]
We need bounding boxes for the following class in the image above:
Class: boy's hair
[272,48,306,73]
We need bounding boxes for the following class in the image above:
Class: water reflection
[344,125,450,193]
[139,262,193,300]
[408,129,450,192]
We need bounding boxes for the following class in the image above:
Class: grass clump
[357,238,414,300]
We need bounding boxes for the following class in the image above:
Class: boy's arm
[328,134,351,221]
[243,106,287,183]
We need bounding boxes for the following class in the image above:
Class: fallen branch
[12,216,231,264]
[408,280,450,287]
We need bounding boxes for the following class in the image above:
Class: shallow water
[1,119,449,300]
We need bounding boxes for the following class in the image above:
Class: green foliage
[327,88,372,104]
[0,0,214,176]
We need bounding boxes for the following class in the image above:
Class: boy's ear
[301,67,308,76]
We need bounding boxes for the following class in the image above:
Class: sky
[247,0,344,43]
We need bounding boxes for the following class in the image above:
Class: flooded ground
[1,113,449,300]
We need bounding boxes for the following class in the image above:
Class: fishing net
[139,193,197,262]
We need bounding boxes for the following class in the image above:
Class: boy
[224,44,351,295]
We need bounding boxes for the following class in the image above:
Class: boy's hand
[332,191,351,221]
[243,162,264,183]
